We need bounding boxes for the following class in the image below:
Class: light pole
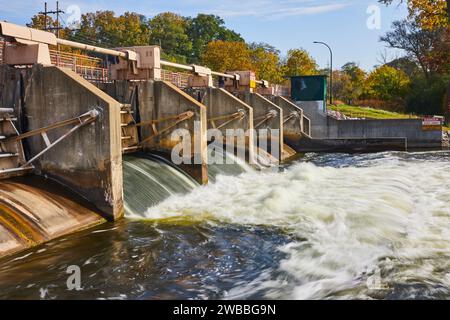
[313,41,333,105]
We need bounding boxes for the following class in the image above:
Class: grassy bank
[329,105,416,120]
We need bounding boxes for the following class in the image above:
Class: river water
[0,151,449,300]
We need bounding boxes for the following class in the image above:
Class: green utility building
[291,75,327,102]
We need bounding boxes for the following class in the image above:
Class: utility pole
[46,1,65,38]
[38,2,65,50]
[38,2,48,31]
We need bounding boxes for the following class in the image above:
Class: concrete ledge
[290,136,408,153]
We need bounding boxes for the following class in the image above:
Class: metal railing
[49,50,108,82]
[257,84,290,97]
[0,37,5,65]
[160,69,191,88]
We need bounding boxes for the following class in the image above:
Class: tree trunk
[446,82,450,124]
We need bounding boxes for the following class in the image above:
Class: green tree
[364,65,410,101]
[148,12,192,61]
[186,14,243,63]
[283,48,318,76]
[406,74,448,115]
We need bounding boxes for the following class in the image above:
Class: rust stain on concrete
[0,176,106,259]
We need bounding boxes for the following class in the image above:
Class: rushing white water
[131,151,450,299]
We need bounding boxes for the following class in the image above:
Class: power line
[38,1,64,38]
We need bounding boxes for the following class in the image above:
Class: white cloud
[0,0,352,24]
[206,0,351,20]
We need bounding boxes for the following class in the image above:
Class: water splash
[123,154,198,216]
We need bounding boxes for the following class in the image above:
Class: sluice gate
[0,22,308,258]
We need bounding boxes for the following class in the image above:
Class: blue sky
[0,0,408,70]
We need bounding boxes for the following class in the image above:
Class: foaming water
[136,151,450,299]
[207,147,252,182]
[123,153,198,215]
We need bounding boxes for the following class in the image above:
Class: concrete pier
[0,65,123,258]
[233,92,286,161]
[1,65,124,220]
[264,95,312,156]
[185,87,255,162]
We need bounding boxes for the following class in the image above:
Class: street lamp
[313,41,333,105]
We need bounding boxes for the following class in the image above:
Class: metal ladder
[0,108,33,178]
[120,104,141,154]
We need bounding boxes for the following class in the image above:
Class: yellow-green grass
[329,105,416,120]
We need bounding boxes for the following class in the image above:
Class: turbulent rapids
[123,149,251,216]
[0,151,448,299]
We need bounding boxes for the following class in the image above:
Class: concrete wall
[327,118,442,148]
[296,100,442,149]
[235,92,284,160]
[296,101,327,138]
[22,65,123,220]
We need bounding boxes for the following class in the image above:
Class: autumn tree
[28,14,73,41]
[364,65,410,101]
[379,0,449,29]
[201,41,254,73]
[70,11,149,47]
[249,43,284,84]
[186,14,243,63]
[283,49,318,76]
[380,19,449,77]
[380,0,450,120]
[29,14,56,31]
[332,63,367,104]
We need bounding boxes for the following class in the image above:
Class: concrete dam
[0,22,444,259]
